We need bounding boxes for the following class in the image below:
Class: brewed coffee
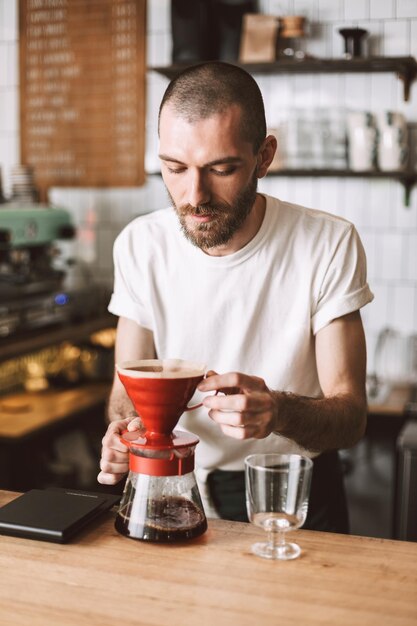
[127,366,164,372]
[125,365,203,377]
[115,495,207,542]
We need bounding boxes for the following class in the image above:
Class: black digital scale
[0,488,120,543]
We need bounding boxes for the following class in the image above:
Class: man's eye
[167,167,185,174]
[212,167,236,176]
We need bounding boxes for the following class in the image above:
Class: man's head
[158,62,276,254]
[158,61,267,154]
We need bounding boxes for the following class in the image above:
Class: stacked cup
[377,111,409,172]
[347,111,378,171]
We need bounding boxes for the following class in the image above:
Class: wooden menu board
[19,0,146,200]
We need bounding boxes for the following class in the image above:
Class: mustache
[179,203,228,217]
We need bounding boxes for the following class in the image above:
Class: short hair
[158,62,267,153]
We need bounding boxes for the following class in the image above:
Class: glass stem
[268,529,285,550]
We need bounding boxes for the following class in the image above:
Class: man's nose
[186,169,210,207]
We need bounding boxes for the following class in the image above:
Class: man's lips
[190,214,214,222]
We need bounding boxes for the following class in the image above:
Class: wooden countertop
[368,384,412,416]
[0,490,416,626]
[0,383,110,439]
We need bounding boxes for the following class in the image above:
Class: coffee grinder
[114,359,208,542]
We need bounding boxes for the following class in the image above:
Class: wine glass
[245,453,313,560]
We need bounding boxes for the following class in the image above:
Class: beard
[167,170,258,250]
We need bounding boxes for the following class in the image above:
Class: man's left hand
[198,371,276,440]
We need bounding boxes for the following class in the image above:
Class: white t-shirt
[109,194,373,472]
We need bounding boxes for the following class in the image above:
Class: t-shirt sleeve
[107,227,153,329]
[311,223,374,335]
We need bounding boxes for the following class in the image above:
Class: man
[98,62,373,532]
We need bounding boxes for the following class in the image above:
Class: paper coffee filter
[116,359,206,379]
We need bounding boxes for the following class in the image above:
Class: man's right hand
[97,416,144,485]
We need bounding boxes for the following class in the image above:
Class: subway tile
[358,230,377,280]
[291,177,315,208]
[0,0,18,42]
[147,32,171,68]
[7,41,18,86]
[396,0,417,18]
[370,74,397,112]
[317,177,344,216]
[342,179,367,226]
[383,19,409,56]
[404,232,417,280]
[318,0,344,22]
[317,74,345,105]
[343,0,370,20]
[0,133,19,191]
[361,282,389,335]
[147,77,165,129]
[293,74,318,107]
[147,0,171,34]
[0,88,18,132]
[344,73,372,109]
[357,187,378,230]
[370,0,395,19]
[0,44,8,88]
[392,284,417,334]
[145,122,160,174]
[377,232,403,280]
[268,77,295,124]
[364,329,378,374]
[411,20,417,58]
[310,178,322,208]
[392,182,417,229]
[293,0,319,23]
[368,180,396,230]
[306,21,332,58]
[359,20,384,56]
[266,175,290,201]
[268,0,294,16]
[0,87,19,133]
[258,176,272,195]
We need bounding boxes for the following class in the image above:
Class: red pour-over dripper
[114,359,209,542]
[116,359,206,443]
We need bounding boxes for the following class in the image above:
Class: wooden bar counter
[0,491,416,626]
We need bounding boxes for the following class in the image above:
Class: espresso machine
[114,359,208,542]
[0,198,108,340]
[0,202,80,337]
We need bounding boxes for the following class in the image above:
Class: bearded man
[98,61,373,532]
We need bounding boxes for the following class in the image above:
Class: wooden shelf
[150,56,417,101]
[267,169,417,206]
[0,314,116,361]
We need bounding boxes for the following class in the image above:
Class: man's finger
[198,371,267,393]
[97,470,126,485]
[203,391,272,412]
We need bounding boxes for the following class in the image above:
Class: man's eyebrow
[158,155,244,166]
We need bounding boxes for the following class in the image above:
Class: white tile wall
[383,19,410,55]
[370,0,395,20]
[1,0,417,369]
[344,0,370,21]
[396,0,417,18]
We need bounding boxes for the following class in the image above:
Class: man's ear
[256,135,278,178]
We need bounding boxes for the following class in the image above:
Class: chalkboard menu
[19,0,146,200]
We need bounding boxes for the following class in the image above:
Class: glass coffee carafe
[114,359,208,542]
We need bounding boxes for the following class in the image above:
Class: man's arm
[98,316,156,485]
[107,316,156,422]
[198,311,367,452]
[272,310,367,451]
